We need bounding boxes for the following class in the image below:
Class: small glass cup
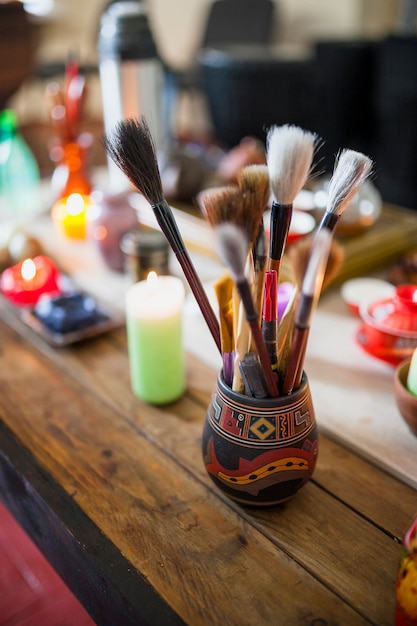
[202,370,318,506]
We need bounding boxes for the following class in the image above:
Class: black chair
[165,0,276,135]
[200,0,275,49]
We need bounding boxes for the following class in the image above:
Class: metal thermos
[98,0,166,190]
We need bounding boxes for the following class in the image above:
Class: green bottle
[0,109,41,224]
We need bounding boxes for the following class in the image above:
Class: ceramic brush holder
[202,370,318,506]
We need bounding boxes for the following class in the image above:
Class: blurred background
[1,0,417,207]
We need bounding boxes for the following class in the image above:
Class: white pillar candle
[126,272,186,404]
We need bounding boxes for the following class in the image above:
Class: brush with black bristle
[266,124,316,278]
[214,222,279,398]
[317,149,373,234]
[104,116,221,354]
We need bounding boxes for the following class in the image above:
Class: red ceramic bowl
[286,210,316,245]
[341,277,395,317]
[357,284,417,366]
[264,209,316,246]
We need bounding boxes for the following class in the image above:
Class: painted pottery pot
[202,371,318,506]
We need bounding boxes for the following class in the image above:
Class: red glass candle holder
[0,255,61,307]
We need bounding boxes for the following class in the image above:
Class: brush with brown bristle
[237,164,270,321]
[197,182,267,392]
[277,235,345,383]
[237,164,270,210]
[215,222,279,398]
[282,229,333,395]
[267,125,317,280]
[198,182,265,250]
[286,234,346,291]
[104,116,221,353]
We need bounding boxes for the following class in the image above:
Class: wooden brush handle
[237,279,279,398]
[232,304,250,394]
[282,326,307,395]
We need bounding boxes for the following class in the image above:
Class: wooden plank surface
[1,304,416,625]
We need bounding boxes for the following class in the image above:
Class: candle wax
[126,275,185,404]
[407,348,417,397]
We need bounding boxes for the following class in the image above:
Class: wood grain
[0,303,415,625]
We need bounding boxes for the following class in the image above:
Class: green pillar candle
[126,272,186,404]
[407,347,417,397]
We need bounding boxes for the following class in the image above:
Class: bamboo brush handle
[232,302,251,393]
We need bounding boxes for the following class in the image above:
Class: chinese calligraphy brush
[316,148,373,234]
[282,229,332,395]
[104,116,221,353]
[282,149,373,394]
[197,182,265,393]
[215,223,279,398]
[276,235,345,386]
[267,125,316,279]
[237,164,270,321]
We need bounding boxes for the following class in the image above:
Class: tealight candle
[407,347,417,397]
[0,255,61,307]
[51,192,92,239]
[126,272,186,404]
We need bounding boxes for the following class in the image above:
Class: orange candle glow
[52,192,92,239]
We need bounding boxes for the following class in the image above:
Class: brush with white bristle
[215,223,279,398]
[317,149,373,234]
[280,148,373,393]
[282,229,332,395]
[267,124,317,277]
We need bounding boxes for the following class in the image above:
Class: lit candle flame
[21,258,36,281]
[146,271,158,294]
[66,193,86,216]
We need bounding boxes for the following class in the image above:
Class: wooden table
[0,214,417,626]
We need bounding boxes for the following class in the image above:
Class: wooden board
[0,305,416,625]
